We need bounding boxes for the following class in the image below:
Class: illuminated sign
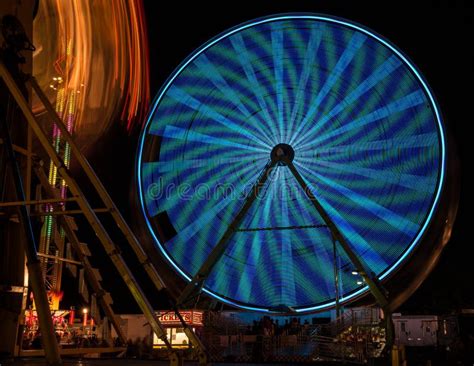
[157,310,203,327]
[153,310,204,348]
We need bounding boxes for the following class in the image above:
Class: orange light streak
[33,0,150,149]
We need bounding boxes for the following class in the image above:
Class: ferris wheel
[137,14,446,313]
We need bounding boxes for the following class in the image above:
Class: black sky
[82,0,473,314]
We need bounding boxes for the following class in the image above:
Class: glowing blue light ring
[137,13,446,313]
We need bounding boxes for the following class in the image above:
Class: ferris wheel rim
[136,13,447,313]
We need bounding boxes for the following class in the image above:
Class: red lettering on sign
[157,310,203,326]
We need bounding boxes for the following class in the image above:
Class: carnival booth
[153,310,203,348]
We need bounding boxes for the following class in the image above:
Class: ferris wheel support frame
[284,157,394,346]
[176,158,278,307]
[175,152,394,347]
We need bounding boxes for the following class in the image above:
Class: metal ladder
[0,60,209,366]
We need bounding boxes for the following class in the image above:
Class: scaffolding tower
[0,24,208,365]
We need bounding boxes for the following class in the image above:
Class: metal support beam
[26,123,32,202]
[284,158,393,347]
[235,224,327,232]
[177,159,277,307]
[284,159,388,306]
[28,75,195,361]
[0,197,77,208]
[31,78,205,362]
[37,253,82,266]
[0,137,32,156]
[30,208,109,216]
[331,232,341,320]
[29,77,168,291]
[0,61,178,360]
[32,163,128,344]
[28,75,206,364]
[1,110,61,366]
[2,60,209,364]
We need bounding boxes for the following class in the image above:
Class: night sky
[70,0,473,315]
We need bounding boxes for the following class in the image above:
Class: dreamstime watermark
[145,175,318,203]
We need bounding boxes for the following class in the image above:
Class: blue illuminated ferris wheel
[137,14,446,313]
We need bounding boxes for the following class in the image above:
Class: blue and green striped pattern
[137,15,445,312]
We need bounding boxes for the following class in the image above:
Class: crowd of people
[22,329,108,349]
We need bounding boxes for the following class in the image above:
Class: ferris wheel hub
[271,143,295,165]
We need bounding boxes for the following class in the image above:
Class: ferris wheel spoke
[292,238,332,302]
[296,90,426,151]
[214,174,277,304]
[288,172,363,300]
[146,159,256,217]
[294,55,403,146]
[305,132,439,157]
[147,155,266,174]
[292,163,389,268]
[144,157,254,193]
[290,224,338,303]
[288,25,323,143]
[297,163,420,237]
[193,54,274,147]
[289,32,367,145]
[299,159,436,193]
[236,185,276,303]
[312,234,342,300]
[167,168,263,267]
[230,34,279,144]
[175,160,278,306]
[154,125,267,153]
[244,171,279,305]
[182,165,267,270]
[233,234,265,304]
[166,86,270,148]
[315,108,436,152]
[271,27,285,142]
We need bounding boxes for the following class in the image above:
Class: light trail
[31,0,150,309]
[32,0,150,148]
